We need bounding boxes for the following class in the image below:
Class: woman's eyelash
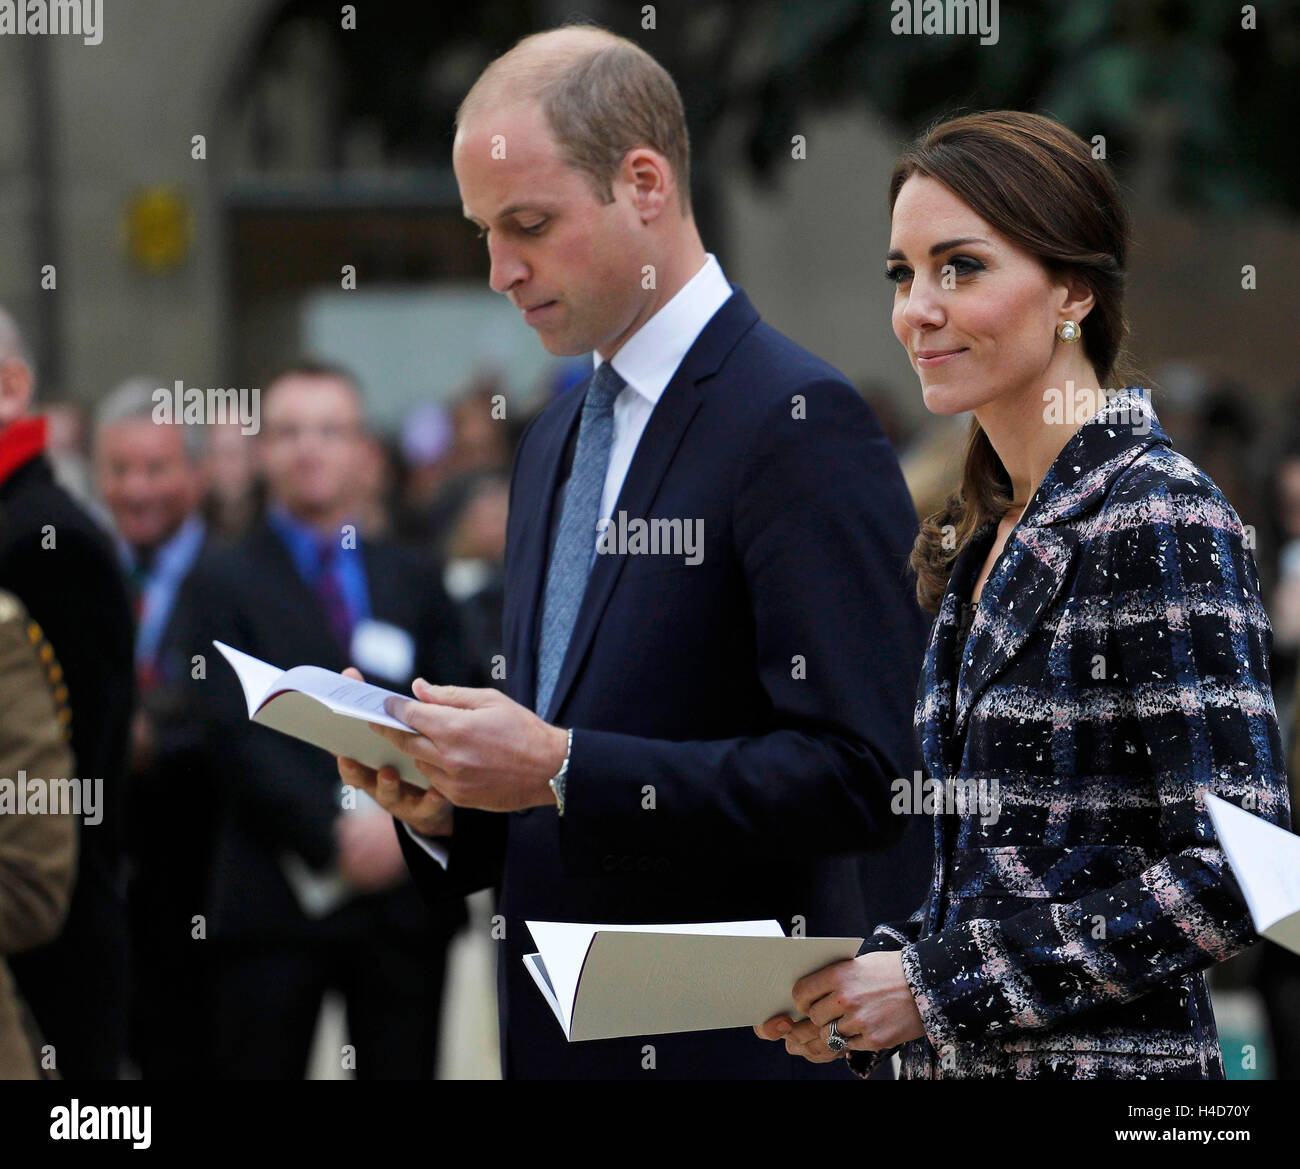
[885,255,984,283]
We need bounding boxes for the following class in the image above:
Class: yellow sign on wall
[123,187,192,273]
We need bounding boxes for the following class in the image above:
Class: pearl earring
[1056,320,1081,343]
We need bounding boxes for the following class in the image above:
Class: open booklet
[1205,791,1300,955]
[524,919,863,1042]
[212,640,428,789]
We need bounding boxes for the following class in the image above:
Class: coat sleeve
[845,903,929,1079]
[0,599,78,956]
[556,379,925,868]
[894,470,1292,1050]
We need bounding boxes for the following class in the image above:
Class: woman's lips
[916,348,967,367]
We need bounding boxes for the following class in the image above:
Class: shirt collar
[120,513,206,577]
[267,504,336,578]
[593,253,732,406]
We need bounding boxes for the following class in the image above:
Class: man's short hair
[457,24,692,213]
[265,358,364,399]
[94,376,206,462]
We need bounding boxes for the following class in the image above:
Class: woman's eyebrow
[887,236,989,261]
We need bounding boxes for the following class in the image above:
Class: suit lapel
[542,373,705,722]
[535,288,761,723]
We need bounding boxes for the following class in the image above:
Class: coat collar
[1020,386,1170,528]
[930,387,1172,760]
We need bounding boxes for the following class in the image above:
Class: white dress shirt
[407,253,734,867]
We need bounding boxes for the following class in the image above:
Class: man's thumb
[412,679,490,708]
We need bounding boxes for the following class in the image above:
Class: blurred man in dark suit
[171,361,469,1078]
[0,306,135,1079]
[94,378,216,1077]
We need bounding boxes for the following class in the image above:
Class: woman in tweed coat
[759,111,1291,1079]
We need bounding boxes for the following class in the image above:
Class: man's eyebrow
[464,203,549,224]
[886,236,989,262]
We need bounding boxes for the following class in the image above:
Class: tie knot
[584,362,626,414]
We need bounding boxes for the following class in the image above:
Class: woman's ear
[1057,271,1096,325]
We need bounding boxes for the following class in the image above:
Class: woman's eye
[947,255,984,274]
[520,221,547,235]
[886,266,912,284]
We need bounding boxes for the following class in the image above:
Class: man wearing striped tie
[339,23,930,1080]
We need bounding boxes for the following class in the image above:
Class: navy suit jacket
[400,288,931,1078]
[172,523,470,944]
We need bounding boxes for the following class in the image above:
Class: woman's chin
[920,379,975,417]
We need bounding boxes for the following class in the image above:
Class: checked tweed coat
[851,387,1292,1080]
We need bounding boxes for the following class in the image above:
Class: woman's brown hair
[894,110,1134,612]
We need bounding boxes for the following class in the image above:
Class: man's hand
[336,667,455,837]
[366,676,569,813]
[752,950,925,1063]
[334,808,409,892]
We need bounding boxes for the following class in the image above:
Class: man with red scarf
[0,307,134,1079]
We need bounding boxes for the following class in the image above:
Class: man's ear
[0,358,34,428]
[622,147,671,223]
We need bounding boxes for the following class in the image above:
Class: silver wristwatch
[547,727,574,815]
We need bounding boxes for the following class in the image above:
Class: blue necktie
[534,361,626,717]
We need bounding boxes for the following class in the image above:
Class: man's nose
[487,235,528,295]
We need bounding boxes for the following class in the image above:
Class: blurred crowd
[2,292,1299,1078]
[0,301,571,1079]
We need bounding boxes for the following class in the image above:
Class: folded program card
[1205,792,1300,955]
[212,640,429,788]
[523,919,864,1042]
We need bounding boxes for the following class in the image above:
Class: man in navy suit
[340,24,930,1079]
[173,363,469,1078]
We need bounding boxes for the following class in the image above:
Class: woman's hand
[753,950,926,1062]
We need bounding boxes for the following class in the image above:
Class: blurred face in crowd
[206,421,257,503]
[453,100,669,360]
[887,174,1094,417]
[260,374,364,525]
[1278,458,1300,541]
[452,479,510,563]
[96,417,204,550]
